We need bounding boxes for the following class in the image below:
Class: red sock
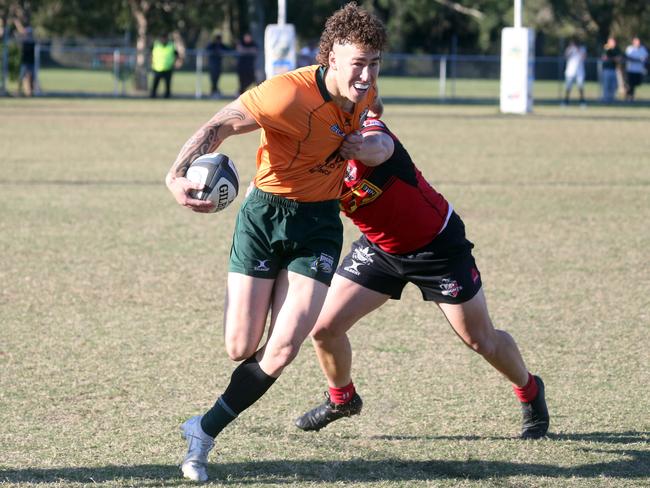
[513,373,538,403]
[329,382,355,405]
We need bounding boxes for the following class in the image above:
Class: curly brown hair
[316,2,388,66]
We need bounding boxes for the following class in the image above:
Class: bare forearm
[354,133,394,166]
[167,108,246,180]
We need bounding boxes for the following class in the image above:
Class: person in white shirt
[564,39,587,106]
[625,37,648,101]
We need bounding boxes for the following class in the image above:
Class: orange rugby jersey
[240,65,376,202]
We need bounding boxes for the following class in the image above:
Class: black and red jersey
[339,119,451,254]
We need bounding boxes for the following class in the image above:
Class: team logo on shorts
[311,253,334,274]
[440,278,463,297]
[344,247,374,276]
[344,260,363,275]
[254,259,270,272]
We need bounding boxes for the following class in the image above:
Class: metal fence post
[439,55,447,100]
[34,43,41,95]
[113,49,120,97]
[195,49,203,99]
[596,59,602,101]
[1,25,10,96]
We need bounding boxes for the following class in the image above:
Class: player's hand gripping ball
[186,153,239,213]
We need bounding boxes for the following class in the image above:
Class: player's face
[328,42,381,109]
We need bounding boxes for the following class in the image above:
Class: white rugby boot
[180,415,215,482]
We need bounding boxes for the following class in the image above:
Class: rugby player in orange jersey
[164,3,387,482]
[295,118,549,440]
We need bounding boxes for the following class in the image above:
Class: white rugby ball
[186,153,239,213]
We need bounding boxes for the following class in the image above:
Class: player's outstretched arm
[339,130,394,167]
[166,98,259,210]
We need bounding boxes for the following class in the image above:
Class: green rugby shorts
[229,187,343,285]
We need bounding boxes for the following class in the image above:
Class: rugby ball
[186,153,239,213]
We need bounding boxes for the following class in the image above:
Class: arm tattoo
[169,108,247,177]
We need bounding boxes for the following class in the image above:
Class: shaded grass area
[1,99,649,487]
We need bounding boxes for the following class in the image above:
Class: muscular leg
[223,272,275,361]
[294,275,389,431]
[201,270,328,436]
[438,287,549,438]
[311,274,389,387]
[257,270,331,377]
[437,287,529,387]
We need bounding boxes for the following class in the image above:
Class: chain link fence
[1,42,648,102]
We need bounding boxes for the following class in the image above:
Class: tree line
[3,0,649,53]
[2,0,649,88]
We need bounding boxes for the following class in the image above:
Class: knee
[224,337,257,362]
[311,320,342,345]
[466,336,497,358]
[311,324,333,343]
[463,324,500,358]
[466,328,514,358]
[264,343,301,374]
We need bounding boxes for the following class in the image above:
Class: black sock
[200,356,277,437]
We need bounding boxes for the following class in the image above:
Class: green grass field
[1,99,649,487]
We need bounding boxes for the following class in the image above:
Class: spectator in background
[206,33,229,99]
[19,27,36,97]
[563,39,586,106]
[624,37,648,102]
[150,34,179,99]
[236,33,258,95]
[601,37,622,103]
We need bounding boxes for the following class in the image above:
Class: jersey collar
[316,66,333,102]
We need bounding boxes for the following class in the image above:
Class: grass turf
[0,99,649,487]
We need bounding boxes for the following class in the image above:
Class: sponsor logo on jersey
[440,278,463,297]
[330,124,345,137]
[339,180,383,213]
[309,151,345,175]
[359,107,369,126]
[310,253,334,274]
[363,118,385,129]
[254,259,271,272]
[344,164,358,183]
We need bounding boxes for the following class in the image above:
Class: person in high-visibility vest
[150,34,178,98]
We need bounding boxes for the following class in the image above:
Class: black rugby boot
[295,392,363,431]
[520,375,550,439]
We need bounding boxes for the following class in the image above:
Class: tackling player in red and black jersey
[296,118,550,439]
